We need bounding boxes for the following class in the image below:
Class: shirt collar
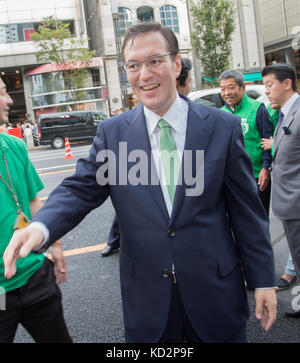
[281,93,300,117]
[144,93,188,136]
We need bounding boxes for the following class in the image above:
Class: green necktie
[157,119,180,204]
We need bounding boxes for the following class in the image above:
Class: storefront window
[0,20,74,44]
[30,72,65,95]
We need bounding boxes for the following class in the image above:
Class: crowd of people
[0,22,299,343]
[0,119,39,148]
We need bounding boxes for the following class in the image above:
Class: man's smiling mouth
[141,84,160,91]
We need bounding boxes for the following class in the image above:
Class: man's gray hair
[219,70,245,87]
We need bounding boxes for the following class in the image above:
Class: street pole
[111,0,129,111]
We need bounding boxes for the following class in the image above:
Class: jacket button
[168,229,176,237]
[162,269,170,278]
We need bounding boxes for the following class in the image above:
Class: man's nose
[139,62,152,80]
[6,93,13,105]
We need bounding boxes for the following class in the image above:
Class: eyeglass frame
[124,52,177,73]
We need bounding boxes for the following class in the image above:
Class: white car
[188,84,268,108]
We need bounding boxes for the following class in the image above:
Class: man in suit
[262,63,300,318]
[101,57,193,257]
[4,23,276,342]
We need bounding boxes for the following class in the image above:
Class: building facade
[0,0,269,121]
[0,0,108,123]
[257,0,300,88]
[187,0,266,87]
[84,0,193,113]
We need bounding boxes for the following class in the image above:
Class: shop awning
[243,72,263,82]
[24,57,103,76]
[202,72,263,83]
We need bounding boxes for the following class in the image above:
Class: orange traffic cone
[64,137,75,160]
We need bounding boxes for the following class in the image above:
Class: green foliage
[31,16,96,106]
[191,0,236,86]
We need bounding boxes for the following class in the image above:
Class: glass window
[92,113,106,122]
[118,7,132,35]
[0,20,74,44]
[159,5,179,33]
[137,6,154,23]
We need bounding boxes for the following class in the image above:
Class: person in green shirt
[219,70,274,217]
[0,77,72,343]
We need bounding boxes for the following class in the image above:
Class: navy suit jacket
[33,95,275,342]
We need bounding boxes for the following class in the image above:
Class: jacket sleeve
[256,104,274,169]
[224,117,276,288]
[32,122,110,246]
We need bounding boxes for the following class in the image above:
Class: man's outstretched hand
[3,227,44,279]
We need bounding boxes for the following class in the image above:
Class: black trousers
[107,214,120,249]
[159,283,247,343]
[0,257,72,343]
[256,178,271,218]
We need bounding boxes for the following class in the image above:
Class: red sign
[8,128,22,139]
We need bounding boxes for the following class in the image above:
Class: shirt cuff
[255,287,276,290]
[28,222,49,251]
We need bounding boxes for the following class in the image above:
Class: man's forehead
[220,78,240,86]
[124,31,168,58]
[263,73,276,82]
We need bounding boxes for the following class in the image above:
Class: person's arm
[29,197,67,284]
[224,117,277,331]
[4,121,110,279]
[256,105,273,191]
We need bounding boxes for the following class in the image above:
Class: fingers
[3,227,44,279]
[255,289,277,332]
[55,257,67,284]
[50,240,67,284]
[3,230,26,279]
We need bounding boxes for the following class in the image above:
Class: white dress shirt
[144,93,189,216]
[281,92,300,119]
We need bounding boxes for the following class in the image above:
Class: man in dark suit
[4,23,276,342]
[101,57,193,257]
[262,63,300,318]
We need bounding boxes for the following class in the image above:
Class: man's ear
[174,54,182,79]
[283,78,293,91]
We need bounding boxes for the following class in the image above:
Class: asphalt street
[13,143,300,343]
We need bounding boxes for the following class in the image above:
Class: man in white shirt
[262,63,300,318]
[4,23,277,342]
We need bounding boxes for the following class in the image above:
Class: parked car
[188,84,267,108]
[37,110,108,149]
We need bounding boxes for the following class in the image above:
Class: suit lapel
[170,99,212,225]
[273,97,300,159]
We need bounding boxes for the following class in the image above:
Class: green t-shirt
[0,133,45,294]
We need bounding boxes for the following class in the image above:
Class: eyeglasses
[125,52,176,73]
